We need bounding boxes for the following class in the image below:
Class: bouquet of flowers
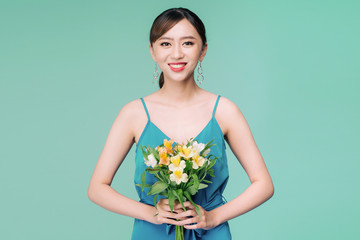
[136,137,218,240]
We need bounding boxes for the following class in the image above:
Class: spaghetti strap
[140,97,150,121]
[212,95,221,117]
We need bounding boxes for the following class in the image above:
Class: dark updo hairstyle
[149,7,207,88]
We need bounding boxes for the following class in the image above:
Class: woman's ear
[149,44,157,62]
[199,43,208,61]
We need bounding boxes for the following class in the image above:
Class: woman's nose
[172,44,184,59]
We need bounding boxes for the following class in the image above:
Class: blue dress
[132,95,232,240]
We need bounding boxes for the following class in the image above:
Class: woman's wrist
[141,204,158,223]
[208,208,222,228]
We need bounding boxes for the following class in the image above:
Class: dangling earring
[152,63,159,85]
[196,61,204,85]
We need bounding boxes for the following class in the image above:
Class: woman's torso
[131,93,232,239]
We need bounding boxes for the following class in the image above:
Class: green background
[1,0,359,239]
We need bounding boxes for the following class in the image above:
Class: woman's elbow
[87,182,99,202]
[267,180,275,199]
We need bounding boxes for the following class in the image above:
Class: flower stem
[175,225,184,240]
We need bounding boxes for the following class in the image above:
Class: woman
[88,7,274,240]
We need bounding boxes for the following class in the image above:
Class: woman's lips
[168,62,187,72]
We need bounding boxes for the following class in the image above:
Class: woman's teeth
[169,64,186,68]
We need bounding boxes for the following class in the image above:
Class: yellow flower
[178,145,195,160]
[171,155,180,165]
[169,155,186,172]
[157,146,166,153]
[192,154,206,169]
[170,170,188,184]
[164,139,174,154]
[159,153,170,166]
[164,138,174,149]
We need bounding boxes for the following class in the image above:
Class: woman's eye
[160,42,170,46]
[184,42,194,46]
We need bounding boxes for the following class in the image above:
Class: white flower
[192,155,206,169]
[192,141,210,156]
[178,145,196,160]
[168,155,186,172]
[144,153,157,168]
[192,141,205,154]
[170,170,188,184]
[202,148,210,156]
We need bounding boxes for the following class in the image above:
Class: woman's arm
[87,100,158,224]
[172,96,274,230]
[210,96,274,226]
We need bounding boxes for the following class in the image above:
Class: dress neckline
[136,95,223,150]
[148,116,214,144]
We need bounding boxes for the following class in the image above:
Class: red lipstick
[168,62,187,72]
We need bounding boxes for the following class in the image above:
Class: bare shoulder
[218,96,241,113]
[116,98,142,120]
[216,96,247,137]
[114,98,146,140]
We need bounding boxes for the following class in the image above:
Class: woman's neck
[157,76,203,105]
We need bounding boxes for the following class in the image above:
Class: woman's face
[150,19,207,84]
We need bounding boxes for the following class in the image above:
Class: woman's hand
[150,198,188,225]
[173,201,218,230]
[150,199,218,230]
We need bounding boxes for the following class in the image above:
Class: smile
[168,62,187,72]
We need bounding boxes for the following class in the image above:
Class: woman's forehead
[159,19,200,40]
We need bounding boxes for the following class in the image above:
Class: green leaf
[149,146,160,160]
[185,160,193,170]
[186,185,198,195]
[198,183,208,190]
[183,191,201,217]
[192,174,199,189]
[153,194,159,209]
[170,181,177,188]
[208,169,215,177]
[197,167,206,181]
[200,139,215,155]
[207,158,217,169]
[203,179,212,183]
[173,189,186,211]
[136,183,152,189]
[141,146,148,157]
[148,181,168,195]
[159,171,170,184]
[168,190,175,213]
[205,138,214,147]
[140,171,146,191]
[159,191,168,197]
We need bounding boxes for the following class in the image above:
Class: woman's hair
[149,7,207,88]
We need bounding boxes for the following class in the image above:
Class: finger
[182,201,195,207]
[158,211,179,219]
[175,216,200,226]
[158,216,191,226]
[158,201,187,213]
[158,198,169,204]
[174,209,197,219]
[184,223,200,229]
[174,201,195,211]
[157,204,178,213]
[173,202,185,210]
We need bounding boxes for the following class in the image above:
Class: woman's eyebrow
[158,36,197,40]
